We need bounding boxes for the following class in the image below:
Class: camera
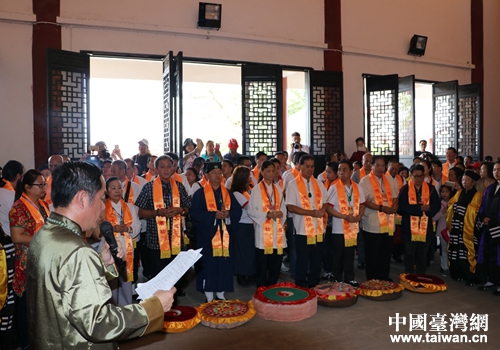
[293,142,301,150]
[101,149,111,159]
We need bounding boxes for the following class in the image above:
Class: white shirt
[327,181,366,234]
[233,191,253,224]
[285,175,327,236]
[248,181,287,250]
[0,187,15,236]
[130,174,147,189]
[184,181,202,198]
[287,145,310,163]
[359,174,399,234]
[110,200,141,239]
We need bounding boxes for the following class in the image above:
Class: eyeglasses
[412,174,425,179]
[31,183,48,188]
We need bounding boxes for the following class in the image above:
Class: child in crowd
[433,185,452,276]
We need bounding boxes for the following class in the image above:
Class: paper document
[136,248,203,300]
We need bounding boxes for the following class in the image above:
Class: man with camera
[287,132,310,164]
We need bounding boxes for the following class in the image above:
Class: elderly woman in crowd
[9,169,49,349]
[103,177,141,306]
[476,161,495,193]
[446,170,482,286]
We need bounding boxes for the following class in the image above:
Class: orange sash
[296,176,324,244]
[19,196,49,233]
[291,167,300,177]
[200,176,208,187]
[132,174,141,186]
[204,183,231,257]
[145,171,153,182]
[408,180,429,242]
[260,181,284,254]
[243,191,250,201]
[2,181,15,192]
[368,172,395,235]
[252,167,260,181]
[105,199,134,281]
[387,172,404,191]
[336,181,360,247]
[173,173,183,183]
[426,176,436,187]
[320,171,327,182]
[386,172,403,225]
[45,176,52,205]
[153,176,182,258]
[442,161,456,178]
[123,178,135,203]
[276,177,284,193]
[360,167,368,180]
[323,179,337,227]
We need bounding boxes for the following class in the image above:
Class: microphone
[99,220,124,271]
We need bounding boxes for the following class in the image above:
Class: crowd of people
[0,133,499,348]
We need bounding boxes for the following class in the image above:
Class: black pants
[363,230,393,280]
[142,246,173,279]
[404,240,430,274]
[286,217,297,276]
[332,234,356,282]
[255,248,283,287]
[322,227,334,273]
[356,230,365,263]
[139,232,150,279]
[294,235,323,288]
[15,293,29,349]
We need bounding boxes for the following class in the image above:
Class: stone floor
[120,254,500,350]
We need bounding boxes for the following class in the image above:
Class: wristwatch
[378,205,383,212]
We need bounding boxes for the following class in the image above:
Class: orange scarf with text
[204,183,231,257]
[153,176,182,258]
[296,176,324,244]
[408,180,430,242]
[260,181,284,254]
[19,196,49,233]
[336,181,360,247]
[105,199,134,281]
[368,172,395,235]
